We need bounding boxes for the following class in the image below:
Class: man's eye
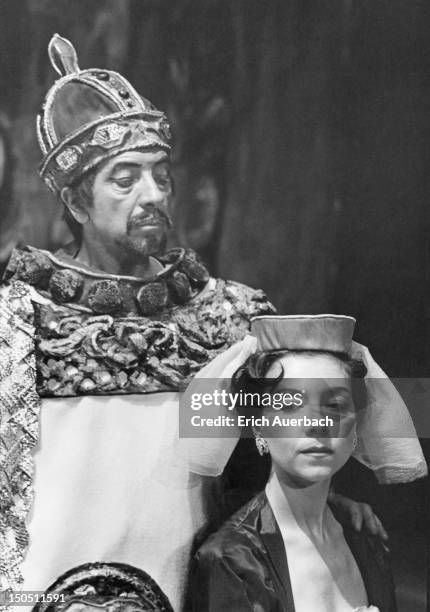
[153,162,172,188]
[154,172,172,189]
[112,176,135,189]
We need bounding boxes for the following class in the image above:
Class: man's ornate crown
[38,34,171,194]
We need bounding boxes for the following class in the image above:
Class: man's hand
[328,491,389,542]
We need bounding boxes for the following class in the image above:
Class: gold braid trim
[0,281,40,599]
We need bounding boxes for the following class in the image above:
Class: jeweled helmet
[38,34,171,195]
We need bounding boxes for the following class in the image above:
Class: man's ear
[60,187,89,224]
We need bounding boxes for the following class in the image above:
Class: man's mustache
[127,210,172,231]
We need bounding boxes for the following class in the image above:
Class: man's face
[86,149,172,258]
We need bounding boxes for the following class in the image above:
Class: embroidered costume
[0,34,426,612]
[0,35,274,610]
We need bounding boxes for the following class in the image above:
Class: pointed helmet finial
[48,34,80,77]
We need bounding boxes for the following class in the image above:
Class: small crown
[251,315,356,353]
[38,34,171,194]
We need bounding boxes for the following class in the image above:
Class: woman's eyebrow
[274,386,304,395]
[324,386,351,395]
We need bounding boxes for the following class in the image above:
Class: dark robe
[190,492,397,612]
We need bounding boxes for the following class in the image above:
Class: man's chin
[117,233,167,258]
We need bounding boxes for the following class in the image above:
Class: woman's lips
[300,446,334,455]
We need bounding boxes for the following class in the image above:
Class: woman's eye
[325,399,351,413]
[270,402,299,413]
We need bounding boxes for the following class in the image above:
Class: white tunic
[21,393,208,611]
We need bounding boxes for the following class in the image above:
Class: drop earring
[352,432,358,451]
[255,434,269,456]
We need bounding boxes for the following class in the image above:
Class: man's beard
[116,231,168,258]
[115,211,171,259]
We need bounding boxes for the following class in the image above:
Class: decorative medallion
[32,562,174,612]
[87,279,124,314]
[3,247,206,316]
[49,270,84,303]
[90,123,129,149]
[2,246,275,397]
[55,147,80,171]
[41,116,171,195]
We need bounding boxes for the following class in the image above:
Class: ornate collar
[4,245,210,316]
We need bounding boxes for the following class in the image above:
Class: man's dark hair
[62,170,97,244]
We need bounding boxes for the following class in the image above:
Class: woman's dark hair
[62,169,97,244]
[231,349,367,414]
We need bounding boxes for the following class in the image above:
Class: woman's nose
[306,423,331,439]
[304,404,333,438]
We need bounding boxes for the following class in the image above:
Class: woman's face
[260,354,357,485]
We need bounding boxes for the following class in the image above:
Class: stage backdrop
[1,0,429,376]
[0,2,429,610]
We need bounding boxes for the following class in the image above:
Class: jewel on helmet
[55,146,80,171]
[90,123,129,148]
[38,34,171,195]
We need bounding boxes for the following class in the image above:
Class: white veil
[177,336,427,483]
[351,342,427,483]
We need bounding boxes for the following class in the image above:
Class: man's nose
[136,173,166,209]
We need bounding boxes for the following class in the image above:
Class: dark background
[0,1,428,609]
